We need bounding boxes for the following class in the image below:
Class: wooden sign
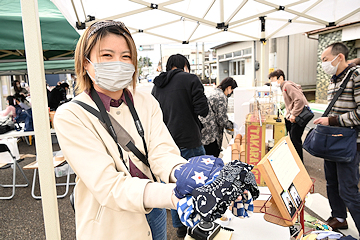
[257,136,312,226]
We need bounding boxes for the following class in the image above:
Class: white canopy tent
[52,0,360,84]
[53,0,360,44]
[20,0,360,239]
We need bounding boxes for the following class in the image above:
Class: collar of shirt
[331,64,351,83]
[86,88,134,112]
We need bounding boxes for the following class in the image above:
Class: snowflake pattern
[191,171,208,185]
[201,158,215,165]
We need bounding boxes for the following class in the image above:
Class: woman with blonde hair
[54,21,187,240]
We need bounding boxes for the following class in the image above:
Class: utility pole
[202,42,205,82]
[196,42,198,76]
[160,44,163,72]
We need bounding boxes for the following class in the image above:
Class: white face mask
[86,58,135,92]
[321,54,340,76]
[271,81,280,88]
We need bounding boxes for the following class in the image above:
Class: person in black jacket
[48,82,69,111]
[151,54,209,238]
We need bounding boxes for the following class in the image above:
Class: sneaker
[327,218,348,230]
[176,226,187,238]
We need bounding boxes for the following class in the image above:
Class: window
[243,48,252,55]
[218,55,224,60]
[234,50,242,57]
[230,60,245,75]
[239,61,245,75]
[225,53,232,58]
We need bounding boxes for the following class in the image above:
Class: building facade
[212,33,318,100]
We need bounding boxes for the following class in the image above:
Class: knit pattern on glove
[230,191,254,218]
[174,155,224,199]
[192,160,259,222]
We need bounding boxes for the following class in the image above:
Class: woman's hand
[171,191,180,208]
[313,117,329,125]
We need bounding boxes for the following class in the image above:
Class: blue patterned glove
[174,155,224,199]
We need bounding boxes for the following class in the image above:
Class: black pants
[285,119,305,162]
[204,140,221,158]
[324,152,360,234]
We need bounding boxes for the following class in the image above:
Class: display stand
[257,136,313,230]
[245,113,286,185]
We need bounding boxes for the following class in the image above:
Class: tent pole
[260,16,266,86]
[202,42,205,81]
[20,0,60,239]
[220,0,224,23]
[261,41,265,86]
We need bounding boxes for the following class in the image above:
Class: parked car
[146,74,158,82]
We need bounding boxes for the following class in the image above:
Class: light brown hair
[74,21,138,94]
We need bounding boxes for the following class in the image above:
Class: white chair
[0,143,29,200]
[23,151,75,199]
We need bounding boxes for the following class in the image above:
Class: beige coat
[54,90,187,240]
[280,81,308,118]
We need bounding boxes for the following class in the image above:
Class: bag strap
[323,70,355,117]
[124,92,149,160]
[72,99,124,162]
[72,89,157,182]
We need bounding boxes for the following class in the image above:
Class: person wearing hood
[151,53,209,238]
[48,82,70,111]
[199,77,237,157]
[269,69,309,162]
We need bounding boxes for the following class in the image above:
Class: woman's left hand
[171,191,180,208]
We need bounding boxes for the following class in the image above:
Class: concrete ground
[0,109,359,239]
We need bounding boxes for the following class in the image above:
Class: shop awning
[0,0,79,62]
[0,59,74,76]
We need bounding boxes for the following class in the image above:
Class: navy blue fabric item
[303,125,357,163]
[177,172,219,227]
[172,146,206,228]
[174,155,224,199]
[192,160,259,222]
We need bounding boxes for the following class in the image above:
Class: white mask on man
[86,58,135,92]
[321,54,340,76]
[271,82,280,88]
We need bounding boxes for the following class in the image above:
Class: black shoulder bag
[303,70,357,163]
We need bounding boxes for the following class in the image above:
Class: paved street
[0,111,359,239]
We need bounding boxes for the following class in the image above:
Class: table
[0,128,56,138]
[200,142,291,239]
[185,187,291,240]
